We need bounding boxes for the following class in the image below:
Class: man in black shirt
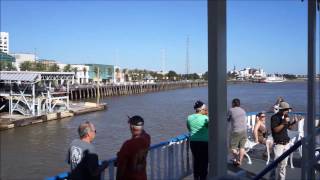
[271,102,301,180]
[67,121,108,180]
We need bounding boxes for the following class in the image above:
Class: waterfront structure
[85,64,114,83]
[114,65,125,83]
[57,63,89,84]
[0,32,9,54]
[10,53,36,71]
[0,71,74,116]
[230,67,267,80]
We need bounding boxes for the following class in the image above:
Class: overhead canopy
[0,71,41,83]
[0,71,74,83]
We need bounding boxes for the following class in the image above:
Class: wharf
[0,102,107,130]
[68,81,208,100]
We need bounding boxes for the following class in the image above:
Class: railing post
[156,148,161,179]
[163,147,168,179]
[174,143,179,178]
[150,149,155,179]
[108,161,115,180]
[180,141,186,178]
[168,145,174,179]
[186,139,191,174]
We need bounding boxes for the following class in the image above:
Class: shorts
[230,131,247,149]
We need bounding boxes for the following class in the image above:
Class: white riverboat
[261,75,286,83]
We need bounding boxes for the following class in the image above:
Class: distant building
[85,64,114,83]
[114,66,125,83]
[38,59,57,66]
[0,52,15,62]
[70,64,89,84]
[0,32,9,54]
[0,52,15,70]
[10,53,36,71]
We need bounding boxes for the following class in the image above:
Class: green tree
[20,61,33,71]
[203,71,208,80]
[35,62,46,71]
[63,64,72,72]
[167,70,178,81]
[72,67,78,76]
[0,61,16,71]
[49,63,60,72]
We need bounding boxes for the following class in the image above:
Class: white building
[0,32,9,54]
[113,66,125,83]
[58,63,89,84]
[10,53,36,71]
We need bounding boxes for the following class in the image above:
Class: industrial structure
[0,71,74,116]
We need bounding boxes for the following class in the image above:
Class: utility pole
[161,48,166,74]
[186,35,190,80]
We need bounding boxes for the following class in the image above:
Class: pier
[68,81,208,100]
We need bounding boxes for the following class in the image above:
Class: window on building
[4,42,7,44]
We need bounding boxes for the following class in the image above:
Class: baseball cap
[194,100,204,110]
[128,115,144,126]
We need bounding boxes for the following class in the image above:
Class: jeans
[190,141,208,180]
[273,143,290,180]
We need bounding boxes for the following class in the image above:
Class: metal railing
[45,134,192,180]
[253,128,320,180]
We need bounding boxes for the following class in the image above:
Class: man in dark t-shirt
[116,116,151,180]
[271,102,301,180]
[67,121,108,180]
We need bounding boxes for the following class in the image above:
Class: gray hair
[78,121,93,138]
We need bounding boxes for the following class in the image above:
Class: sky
[0,0,319,74]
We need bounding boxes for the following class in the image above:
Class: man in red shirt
[116,115,151,180]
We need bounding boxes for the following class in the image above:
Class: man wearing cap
[116,115,151,180]
[67,121,108,180]
[271,101,300,180]
[187,100,209,180]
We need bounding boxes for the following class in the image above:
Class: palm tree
[72,67,78,83]
[82,67,87,83]
[73,67,78,76]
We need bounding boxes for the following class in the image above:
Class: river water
[1,81,319,180]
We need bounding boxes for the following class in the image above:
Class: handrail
[253,128,320,180]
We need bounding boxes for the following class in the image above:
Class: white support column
[208,0,227,178]
[37,98,40,116]
[302,0,317,179]
[67,80,70,109]
[32,83,35,116]
[9,81,12,116]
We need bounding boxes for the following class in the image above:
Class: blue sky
[1,0,318,74]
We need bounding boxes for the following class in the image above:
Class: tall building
[0,32,9,54]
